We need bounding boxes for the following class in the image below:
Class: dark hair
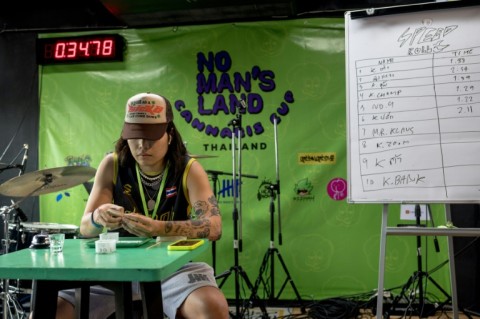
[115,96,188,181]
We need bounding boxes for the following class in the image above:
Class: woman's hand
[122,213,157,237]
[94,204,124,230]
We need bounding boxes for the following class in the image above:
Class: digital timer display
[37,34,125,65]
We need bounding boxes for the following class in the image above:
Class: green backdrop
[38,18,451,302]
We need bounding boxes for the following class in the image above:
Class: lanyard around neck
[135,163,169,219]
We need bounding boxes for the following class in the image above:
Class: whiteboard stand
[445,204,459,318]
[345,1,480,317]
[375,203,480,319]
[376,204,388,318]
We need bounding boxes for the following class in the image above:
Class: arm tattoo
[165,219,211,238]
[164,195,219,238]
[192,195,220,218]
[193,200,208,218]
[208,195,221,217]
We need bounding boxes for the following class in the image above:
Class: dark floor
[3,288,480,319]
[228,299,480,319]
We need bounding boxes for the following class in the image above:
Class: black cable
[0,110,27,162]
[306,298,360,319]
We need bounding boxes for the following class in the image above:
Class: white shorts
[58,262,218,319]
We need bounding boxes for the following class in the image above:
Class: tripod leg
[216,267,232,288]
[215,264,268,319]
[212,241,216,276]
[426,274,452,311]
[426,274,451,300]
[236,266,269,319]
[272,248,304,310]
[215,266,241,319]
[244,249,271,319]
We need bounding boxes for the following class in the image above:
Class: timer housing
[36,34,125,64]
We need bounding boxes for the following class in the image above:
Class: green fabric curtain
[38,19,450,301]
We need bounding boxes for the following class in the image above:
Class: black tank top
[112,154,195,236]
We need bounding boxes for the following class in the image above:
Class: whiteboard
[346,2,480,203]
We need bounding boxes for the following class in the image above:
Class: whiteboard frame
[346,1,480,203]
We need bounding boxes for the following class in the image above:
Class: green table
[0,238,208,319]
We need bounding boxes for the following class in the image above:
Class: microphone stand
[247,116,304,311]
[209,170,219,276]
[0,144,28,175]
[207,170,258,276]
[215,109,267,319]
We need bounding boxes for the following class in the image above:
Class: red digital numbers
[37,34,124,64]
[51,39,114,59]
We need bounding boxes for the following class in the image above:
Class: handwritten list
[346,5,480,202]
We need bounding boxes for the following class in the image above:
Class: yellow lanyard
[135,163,169,220]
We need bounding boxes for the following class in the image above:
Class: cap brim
[121,123,168,140]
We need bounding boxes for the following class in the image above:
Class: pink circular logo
[327,178,347,200]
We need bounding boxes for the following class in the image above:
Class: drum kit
[0,164,96,318]
[0,153,216,317]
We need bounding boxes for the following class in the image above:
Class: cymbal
[0,166,96,197]
[189,154,218,159]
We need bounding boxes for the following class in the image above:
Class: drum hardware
[29,234,50,249]
[9,201,27,223]
[17,144,28,177]
[1,203,28,319]
[5,221,79,297]
[0,165,94,318]
[0,144,28,178]
[10,222,79,251]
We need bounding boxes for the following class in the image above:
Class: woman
[54,92,229,319]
